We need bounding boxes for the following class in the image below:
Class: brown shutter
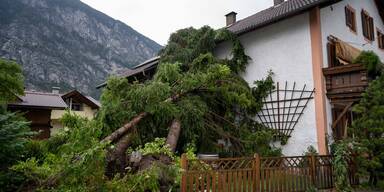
[361,11,367,38]
[345,7,350,27]
[369,17,374,40]
[378,32,384,49]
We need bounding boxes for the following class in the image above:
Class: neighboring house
[8,88,100,139]
[51,90,101,135]
[7,91,67,139]
[96,56,160,88]
[215,0,384,155]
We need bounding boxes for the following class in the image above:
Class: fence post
[309,154,316,187]
[253,153,260,192]
[181,153,188,192]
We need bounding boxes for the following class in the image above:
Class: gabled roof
[119,56,160,79]
[61,90,100,109]
[8,91,67,109]
[96,56,160,88]
[227,0,339,35]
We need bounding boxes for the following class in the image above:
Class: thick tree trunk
[102,93,184,144]
[102,112,148,143]
[165,119,181,152]
[103,93,185,176]
[106,133,134,177]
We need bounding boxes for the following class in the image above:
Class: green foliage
[160,26,217,68]
[97,26,278,155]
[117,138,182,191]
[0,58,24,104]
[241,125,281,156]
[0,108,33,191]
[352,74,384,187]
[13,26,280,191]
[139,138,174,159]
[332,141,353,192]
[0,109,32,168]
[107,163,180,192]
[12,112,108,191]
[160,26,250,74]
[353,51,383,77]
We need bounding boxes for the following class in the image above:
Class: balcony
[323,35,371,103]
[323,63,369,103]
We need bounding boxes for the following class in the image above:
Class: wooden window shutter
[345,6,356,32]
[345,7,350,27]
[369,17,375,40]
[361,11,367,38]
[378,31,384,49]
[361,10,374,41]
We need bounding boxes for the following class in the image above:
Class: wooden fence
[181,154,358,192]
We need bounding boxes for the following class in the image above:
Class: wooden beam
[331,102,354,130]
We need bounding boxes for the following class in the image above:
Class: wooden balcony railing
[322,63,369,102]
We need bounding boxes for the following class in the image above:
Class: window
[361,10,374,41]
[345,6,356,32]
[378,30,384,49]
[71,103,83,111]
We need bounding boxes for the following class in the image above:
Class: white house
[215,0,384,155]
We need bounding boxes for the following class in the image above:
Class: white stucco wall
[320,0,384,143]
[215,13,318,156]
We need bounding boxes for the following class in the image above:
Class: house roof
[227,0,338,35]
[8,91,68,109]
[61,90,100,109]
[120,56,160,78]
[375,0,384,24]
[96,56,160,88]
[86,96,101,108]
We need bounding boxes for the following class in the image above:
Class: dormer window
[361,10,374,41]
[345,5,356,32]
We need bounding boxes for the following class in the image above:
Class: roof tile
[227,0,336,35]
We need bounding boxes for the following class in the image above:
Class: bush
[332,141,353,192]
[353,51,383,77]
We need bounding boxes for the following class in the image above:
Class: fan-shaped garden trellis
[256,82,315,139]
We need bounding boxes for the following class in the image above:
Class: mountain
[0,0,162,97]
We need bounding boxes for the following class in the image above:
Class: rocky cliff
[0,0,162,97]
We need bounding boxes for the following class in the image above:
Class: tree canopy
[0,58,24,104]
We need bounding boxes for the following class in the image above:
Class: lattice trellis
[260,156,310,168]
[256,82,315,138]
[187,157,254,171]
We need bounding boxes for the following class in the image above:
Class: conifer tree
[352,74,384,186]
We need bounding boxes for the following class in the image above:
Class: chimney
[274,0,284,6]
[52,87,60,94]
[225,11,237,26]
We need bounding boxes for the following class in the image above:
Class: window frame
[71,103,83,111]
[361,10,375,41]
[345,5,357,33]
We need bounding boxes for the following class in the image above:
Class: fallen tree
[12,26,281,191]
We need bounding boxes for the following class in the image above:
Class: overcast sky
[80,0,273,45]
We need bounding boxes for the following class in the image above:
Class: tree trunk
[165,119,181,152]
[106,133,134,177]
[102,92,185,144]
[102,112,148,143]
